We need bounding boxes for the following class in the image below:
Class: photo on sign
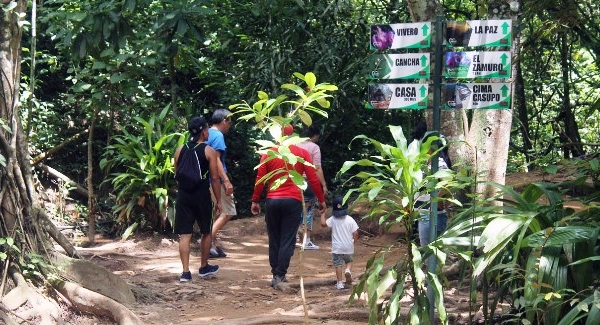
[371,25,395,50]
[444,83,472,109]
[445,52,471,73]
[446,21,472,47]
[368,84,393,109]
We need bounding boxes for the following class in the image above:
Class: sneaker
[179,271,192,282]
[198,264,219,278]
[215,246,227,257]
[336,281,345,290]
[345,270,352,285]
[303,240,320,250]
[270,275,287,288]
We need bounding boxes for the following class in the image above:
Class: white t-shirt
[325,215,359,254]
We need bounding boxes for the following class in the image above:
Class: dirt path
[75,211,493,325]
[77,216,397,324]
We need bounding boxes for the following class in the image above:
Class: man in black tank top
[174,116,222,281]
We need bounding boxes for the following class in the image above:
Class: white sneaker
[336,281,345,290]
[345,270,352,285]
[303,240,320,250]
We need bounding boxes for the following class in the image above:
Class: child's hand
[317,201,326,215]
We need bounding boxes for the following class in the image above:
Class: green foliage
[0,237,47,280]
[0,237,18,263]
[100,105,179,231]
[231,72,338,191]
[339,126,462,324]
[443,181,600,324]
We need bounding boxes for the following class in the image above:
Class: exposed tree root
[51,279,141,325]
[50,252,136,304]
[2,266,59,325]
[201,306,370,325]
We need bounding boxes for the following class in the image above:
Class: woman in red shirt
[251,126,326,289]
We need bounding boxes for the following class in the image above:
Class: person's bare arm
[206,147,222,216]
[214,150,233,196]
[352,230,359,243]
[315,165,328,197]
[173,146,182,177]
[320,210,328,228]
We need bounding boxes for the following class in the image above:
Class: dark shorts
[174,185,213,235]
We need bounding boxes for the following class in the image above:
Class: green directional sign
[366,83,429,109]
[446,20,512,48]
[370,22,432,50]
[368,53,430,80]
[443,83,511,109]
[444,51,511,79]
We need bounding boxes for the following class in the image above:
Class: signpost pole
[427,13,445,323]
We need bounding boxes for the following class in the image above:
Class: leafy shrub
[339,126,462,324]
[99,106,180,232]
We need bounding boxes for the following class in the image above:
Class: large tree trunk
[1,0,37,248]
[1,2,139,323]
[409,0,516,198]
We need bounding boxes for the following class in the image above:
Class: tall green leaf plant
[338,126,461,325]
[99,105,179,232]
[441,180,600,324]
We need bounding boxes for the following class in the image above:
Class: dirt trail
[78,216,394,324]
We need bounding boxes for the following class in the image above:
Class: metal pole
[427,13,445,323]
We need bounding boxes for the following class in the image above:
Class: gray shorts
[210,182,237,216]
[332,253,353,267]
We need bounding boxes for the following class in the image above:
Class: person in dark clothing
[250,125,326,289]
[174,116,222,282]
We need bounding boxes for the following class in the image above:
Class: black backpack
[175,142,207,190]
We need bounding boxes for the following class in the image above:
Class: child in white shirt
[320,195,359,290]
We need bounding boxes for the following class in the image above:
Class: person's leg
[274,198,302,278]
[332,254,345,289]
[303,199,319,249]
[265,198,282,277]
[436,212,448,237]
[174,191,195,281]
[198,189,219,277]
[418,214,430,246]
[210,183,237,256]
[210,214,232,255]
[344,255,354,284]
[305,199,314,241]
[199,232,212,268]
[179,234,192,272]
[335,265,343,282]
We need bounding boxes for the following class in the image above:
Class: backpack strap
[188,142,203,180]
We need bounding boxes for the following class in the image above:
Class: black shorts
[174,185,213,235]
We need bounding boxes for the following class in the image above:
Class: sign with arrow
[443,83,511,109]
[370,22,431,50]
[366,83,429,109]
[446,20,512,48]
[368,53,430,79]
[444,51,511,79]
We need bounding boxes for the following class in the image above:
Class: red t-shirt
[251,145,325,203]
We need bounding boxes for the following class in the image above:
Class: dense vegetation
[1,0,600,324]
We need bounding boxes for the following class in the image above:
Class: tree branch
[30,129,88,166]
